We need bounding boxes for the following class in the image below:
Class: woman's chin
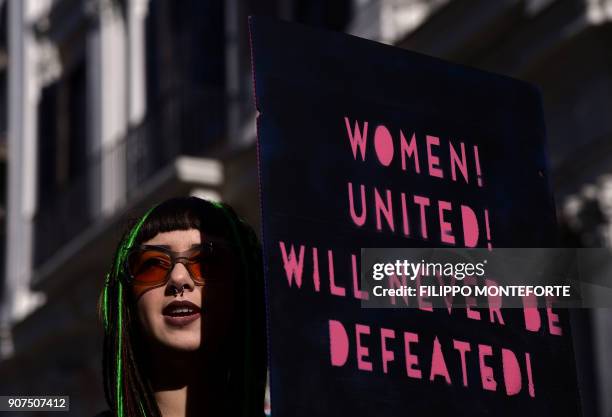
[158,332,201,352]
[163,339,201,352]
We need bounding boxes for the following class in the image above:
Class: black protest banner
[250,16,581,417]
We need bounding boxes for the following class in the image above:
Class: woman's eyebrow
[148,244,171,249]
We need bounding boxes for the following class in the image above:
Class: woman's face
[133,228,235,352]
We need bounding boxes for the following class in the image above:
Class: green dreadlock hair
[98,197,267,417]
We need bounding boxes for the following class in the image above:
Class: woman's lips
[163,311,201,327]
[162,300,201,327]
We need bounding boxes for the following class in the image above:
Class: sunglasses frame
[123,240,233,287]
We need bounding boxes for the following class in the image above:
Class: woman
[96,197,267,417]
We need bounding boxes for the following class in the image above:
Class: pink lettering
[279,241,305,288]
[374,125,394,166]
[328,250,346,297]
[450,140,468,183]
[404,332,422,379]
[453,340,471,387]
[381,328,395,374]
[344,117,368,161]
[329,320,349,367]
[502,348,522,396]
[374,187,395,232]
[356,324,373,371]
[430,336,451,384]
[426,135,444,178]
[413,195,430,240]
[438,200,455,244]
[461,205,479,247]
[348,182,367,227]
[479,344,497,391]
[400,130,420,173]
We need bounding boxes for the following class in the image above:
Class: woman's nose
[167,262,194,291]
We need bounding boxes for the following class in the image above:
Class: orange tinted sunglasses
[125,242,231,287]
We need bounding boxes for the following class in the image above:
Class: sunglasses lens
[128,250,172,284]
[184,252,203,283]
[127,245,224,286]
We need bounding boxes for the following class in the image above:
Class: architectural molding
[349,0,450,44]
[587,0,612,24]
